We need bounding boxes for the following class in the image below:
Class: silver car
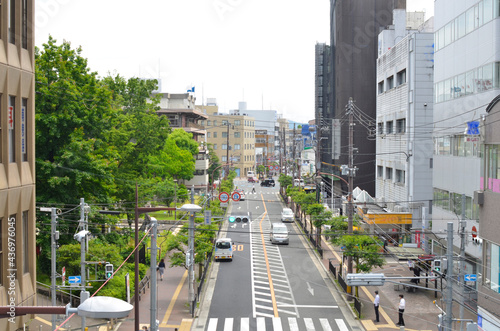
[281,208,294,222]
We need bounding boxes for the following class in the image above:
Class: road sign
[464,274,477,282]
[219,192,229,203]
[68,276,81,284]
[204,210,212,225]
[231,191,241,202]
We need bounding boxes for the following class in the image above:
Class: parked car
[281,208,294,222]
[235,189,245,201]
[248,176,258,183]
[260,178,275,187]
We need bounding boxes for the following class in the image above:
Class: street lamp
[179,203,202,316]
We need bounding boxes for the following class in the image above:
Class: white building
[376,10,434,239]
[433,0,500,328]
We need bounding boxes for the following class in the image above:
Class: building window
[387,76,394,90]
[396,119,406,133]
[213,144,217,150]
[213,120,217,126]
[222,120,228,125]
[386,167,393,180]
[22,0,28,49]
[234,120,241,126]
[222,132,228,138]
[213,132,217,138]
[377,166,383,177]
[23,211,29,273]
[378,81,384,94]
[9,96,16,163]
[9,0,15,44]
[234,144,240,150]
[22,98,27,162]
[386,121,393,134]
[378,123,383,135]
[207,120,212,126]
[397,69,406,86]
[234,132,240,138]
[222,144,227,150]
[396,170,405,184]
[207,132,211,138]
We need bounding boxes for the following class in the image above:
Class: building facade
[376,10,434,240]
[328,0,402,196]
[0,1,37,329]
[154,93,209,192]
[204,110,255,179]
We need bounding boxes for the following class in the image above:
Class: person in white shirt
[397,294,405,326]
[373,290,380,322]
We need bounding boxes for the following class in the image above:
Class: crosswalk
[206,317,350,331]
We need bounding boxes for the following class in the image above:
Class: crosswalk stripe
[272,317,283,331]
[207,318,217,331]
[320,318,333,331]
[257,317,266,330]
[224,317,234,331]
[304,318,315,331]
[240,317,249,331]
[335,318,349,331]
[288,317,299,331]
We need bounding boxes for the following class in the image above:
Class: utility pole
[226,121,230,178]
[134,183,140,331]
[445,222,454,330]
[292,124,296,180]
[150,217,158,331]
[50,207,58,331]
[79,198,87,331]
[347,97,354,276]
[459,194,466,331]
[188,186,195,316]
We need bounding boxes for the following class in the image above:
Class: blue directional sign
[464,274,477,282]
[68,276,81,284]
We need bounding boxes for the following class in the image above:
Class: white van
[214,238,233,261]
[281,208,294,223]
[270,223,289,245]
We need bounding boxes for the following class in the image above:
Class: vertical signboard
[332,119,341,160]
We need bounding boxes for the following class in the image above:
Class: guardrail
[138,275,150,301]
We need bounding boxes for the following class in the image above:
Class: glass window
[9,96,16,163]
[476,3,483,28]
[396,169,405,183]
[378,122,384,134]
[396,119,406,133]
[234,120,241,126]
[437,28,445,51]
[207,120,212,126]
[456,73,466,97]
[484,0,494,23]
[397,69,406,86]
[23,211,29,273]
[222,144,227,150]
[222,120,228,125]
[234,144,240,150]
[213,132,217,138]
[213,144,217,150]
[465,70,474,95]
[222,132,227,138]
[495,62,500,88]
[495,0,500,17]
[387,76,394,90]
[444,79,452,101]
[455,13,466,39]
[378,81,384,94]
[466,7,475,34]
[377,166,383,177]
[234,132,240,138]
[386,121,393,134]
[386,167,393,180]
[207,132,211,138]
[9,0,15,44]
[222,156,227,162]
[22,98,27,162]
[482,63,494,91]
[22,0,28,49]
[213,120,217,126]
[444,21,454,47]
[436,81,444,103]
[476,66,484,93]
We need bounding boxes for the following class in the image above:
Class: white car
[281,208,294,223]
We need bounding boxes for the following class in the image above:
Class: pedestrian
[397,294,405,326]
[158,258,166,281]
[252,184,256,193]
[373,290,380,322]
[142,326,149,331]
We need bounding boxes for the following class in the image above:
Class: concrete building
[230,102,279,166]
[478,95,500,330]
[203,106,256,179]
[328,0,403,197]
[0,1,37,329]
[154,93,209,192]
[376,10,434,243]
[432,0,500,326]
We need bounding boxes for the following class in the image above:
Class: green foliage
[207,144,221,184]
[336,235,385,273]
[278,174,293,190]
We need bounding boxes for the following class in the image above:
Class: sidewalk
[318,236,476,331]
[116,257,193,331]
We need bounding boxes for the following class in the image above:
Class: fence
[338,275,348,293]
[354,296,362,318]
[329,260,337,278]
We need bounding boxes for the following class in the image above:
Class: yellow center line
[259,194,279,317]
[161,270,188,325]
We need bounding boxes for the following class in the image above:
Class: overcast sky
[35,0,434,123]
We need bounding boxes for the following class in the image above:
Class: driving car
[281,208,294,222]
[214,238,233,261]
[270,223,289,245]
[235,189,245,201]
[248,176,258,183]
[260,178,275,187]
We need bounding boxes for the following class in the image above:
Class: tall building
[203,106,256,179]
[0,1,37,329]
[431,0,500,327]
[328,0,403,196]
[376,11,434,240]
[154,93,209,192]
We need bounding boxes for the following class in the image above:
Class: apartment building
[0,1,37,329]
[376,10,434,242]
[154,93,209,192]
[203,107,255,179]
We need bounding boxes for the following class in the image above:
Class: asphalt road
[201,179,352,331]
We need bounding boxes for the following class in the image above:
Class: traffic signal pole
[445,222,454,330]
[150,217,158,331]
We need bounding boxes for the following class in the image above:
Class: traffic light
[105,263,114,279]
[228,213,250,223]
[433,259,442,273]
